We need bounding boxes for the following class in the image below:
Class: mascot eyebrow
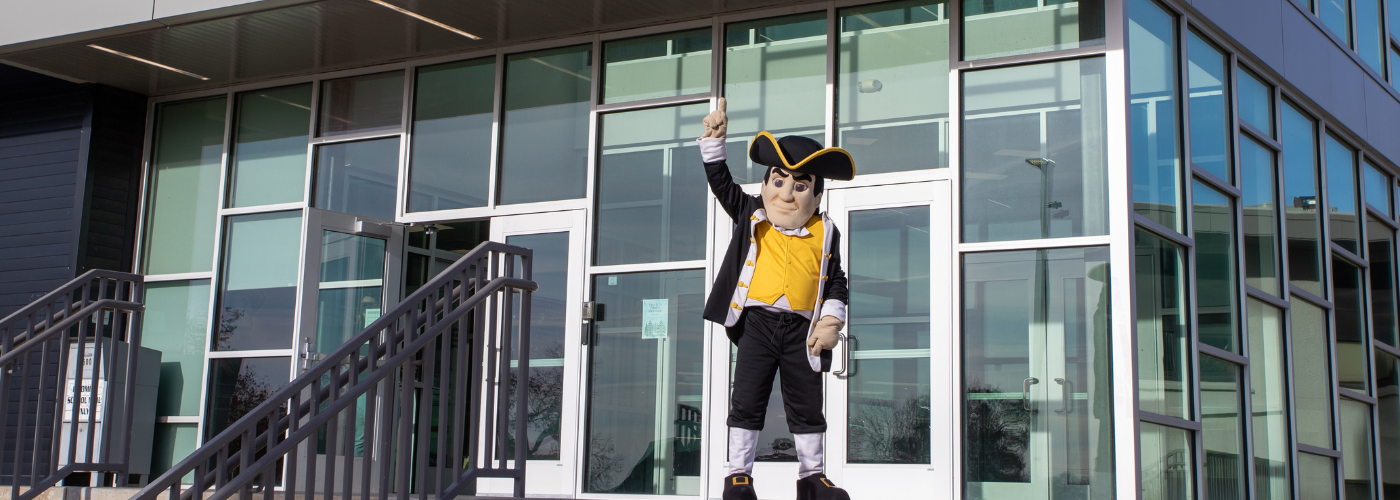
[763,167,824,195]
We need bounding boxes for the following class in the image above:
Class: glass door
[476,210,588,497]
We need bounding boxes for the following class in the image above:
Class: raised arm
[698,98,754,220]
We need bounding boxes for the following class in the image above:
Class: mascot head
[749,132,855,230]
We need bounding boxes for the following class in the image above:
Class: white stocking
[728,428,761,476]
[794,433,824,478]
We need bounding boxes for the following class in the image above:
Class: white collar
[752,208,814,237]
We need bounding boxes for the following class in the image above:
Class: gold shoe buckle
[733,476,750,486]
[820,478,835,488]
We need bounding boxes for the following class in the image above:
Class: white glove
[808,316,843,356]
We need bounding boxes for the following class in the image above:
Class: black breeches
[727,308,826,434]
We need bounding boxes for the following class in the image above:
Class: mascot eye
[773,179,784,188]
[795,184,808,193]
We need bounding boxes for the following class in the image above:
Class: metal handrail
[133,241,536,500]
[0,270,145,500]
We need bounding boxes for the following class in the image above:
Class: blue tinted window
[1130,0,1183,231]
[1238,69,1273,136]
[1326,134,1359,254]
[1188,32,1231,181]
[1321,0,1353,45]
[1357,0,1385,74]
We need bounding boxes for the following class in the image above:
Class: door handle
[1054,378,1073,414]
[1022,377,1039,412]
[832,333,851,376]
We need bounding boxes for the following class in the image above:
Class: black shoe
[796,474,851,500]
[724,473,757,500]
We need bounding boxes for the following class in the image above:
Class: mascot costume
[696,99,855,500]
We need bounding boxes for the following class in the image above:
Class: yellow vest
[748,216,824,311]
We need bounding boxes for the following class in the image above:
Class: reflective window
[1135,229,1190,419]
[151,423,198,482]
[1139,422,1194,500]
[962,57,1108,242]
[595,104,708,265]
[313,137,400,221]
[602,29,711,104]
[505,232,570,460]
[1358,0,1385,74]
[1282,103,1325,296]
[500,45,592,204]
[961,0,1105,60]
[1192,182,1238,352]
[1299,452,1338,500]
[1365,161,1392,216]
[1391,45,1400,84]
[408,58,494,212]
[1292,298,1336,448]
[585,270,705,495]
[1369,218,1398,347]
[838,1,950,173]
[1340,399,1377,499]
[215,211,302,351]
[1334,257,1372,393]
[963,247,1113,498]
[1237,69,1274,137]
[142,280,211,417]
[724,13,827,183]
[314,231,385,354]
[1321,0,1354,46]
[1187,31,1231,181]
[143,97,227,275]
[318,71,404,137]
[229,84,311,208]
[1241,137,1282,296]
[1327,134,1360,254]
[1376,352,1400,494]
[1293,0,1316,12]
[1199,356,1246,500]
[1248,298,1292,500]
[205,356,290,439]
[1130,0,1183,231]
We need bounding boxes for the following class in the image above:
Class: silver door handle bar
[1054,377,1073,414]
[1022,377,1039,412]
[832,333,850,376]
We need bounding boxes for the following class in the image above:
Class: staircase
[2,241,538,500]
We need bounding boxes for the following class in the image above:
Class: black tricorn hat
[748,131,855,181]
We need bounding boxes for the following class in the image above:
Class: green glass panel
[1135,229,1190,419]
[408,58,494,212]
[1376,351,1400,496]
[1139,422,1193,500]
[1130,0,1183,232]
[215,211,302,351]
[1237,69,1273,137]
[1192,181,1238,352]
[1292,298,1336,448]
[314,231,385,354]
[585,270,705,495]
[228,84,311,208]
[151,423,198,483]
[1299,452,1338,500]
[142,280,211,417]
[595,104,708,265]
[723,13,827,183]
[313,137,399,221]
[1326,134,1360,254]
[143,97,227,275]
[1248,298,1293,499]
[502,232,569,461]
[1365,161,1392,216]
[962,57,1108,242]
[1200,356,1246,500]
[1341,399,1378,499]
[1281,103,1324,296]
[1187,31,1232,181]
[837,0,950,172]
[500,45,591,204]
[318,71,404,137]
[962,0,1105,60]
[1240,137,1282,296]
[204,356,290,439]
[1369,217,1398,347]
[602,29,711,104]
[1334,257,1371,393]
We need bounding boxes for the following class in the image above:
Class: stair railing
[0,270,146,499]
[133,241,536,500]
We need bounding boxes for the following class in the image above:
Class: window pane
[229,85,311,208]
[595,104,708,265]
[1334,257,1371,393]
[602,29,711,104]
[1391,45,1400,84]
[1187,32,1232,181]
[1248,298,1293,499]
[1135,229,1191,419]
[1376,351,1400,495]
[313,137,399,221]
[1140,422,1194,500]
[724,13,827,184]
[204,357,290,439]
[142,280,211,417]
[962,57,1109,242]
[1299,452,1339,500]
[318,71,404,137]
[1341,399,1377,499]
[503,232,569,461]
[215,211,302,351]
[1192,182,1239,351]
[1327,134,1360,253]
[838,0,950,173]
[1200,356,1247,500]
[1365,161,1392,216]
[1292,298,1336,448]
[1241,137,1282,296]
[1237,69,1273,137]
[151,423,198,482]
[1358,0,1386,74]
[1282,103,1325,296]
[849,207,931,464]
[314,231,385,354]
[408,58,494,212]
[1369,217,1398,346]
[585,270,705,495]
[1131,0,1183,231]
[962,0,1105,60]
[1321,0,1353,45]
[143,97,226,275]
[500,45,591,204]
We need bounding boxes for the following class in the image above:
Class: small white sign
[364,308,381,328]
[608,276,618,286]
[63,379,106,422]
[641,299,668,339]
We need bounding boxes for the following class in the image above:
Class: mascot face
[761,166,821,230]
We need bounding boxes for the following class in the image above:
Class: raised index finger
[716,97,726,113]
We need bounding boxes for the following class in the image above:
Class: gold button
[822,276,828,281]
[751,238,755,243]
[746,260,754,266]
[731,302,739,309]
[738,281,747,288]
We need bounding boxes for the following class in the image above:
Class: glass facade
[229,84,311,208]
[602,29,711,104]
[1131,0,1183,231]
[143,97,226,275]
[961,0,1105,60]
[408,58,494,212]
[724,13,827,183]
[500,45,592,204]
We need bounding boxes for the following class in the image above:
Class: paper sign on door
[642,299,668,339]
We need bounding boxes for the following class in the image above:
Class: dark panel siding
[76,85,146,275]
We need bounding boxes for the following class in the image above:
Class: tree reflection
[849,394,931,463]
[964,382,1030,483]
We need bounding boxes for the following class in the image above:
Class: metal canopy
[0,0,792,96]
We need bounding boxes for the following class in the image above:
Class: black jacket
[702,158,850,350]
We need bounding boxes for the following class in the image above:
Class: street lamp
[1025,158,1056,238]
